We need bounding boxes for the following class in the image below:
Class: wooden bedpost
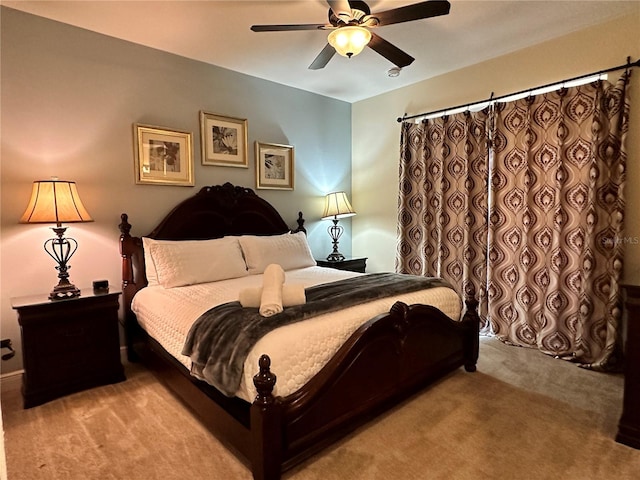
[119,214,133,288]
[292,211,306,235]
[118,213,141,362]
[251,355,283,480]
[462,283,480,372]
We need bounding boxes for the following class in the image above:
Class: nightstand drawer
[30,316,114,355]
[25,345,116,387]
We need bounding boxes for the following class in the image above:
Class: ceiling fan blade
[327,0,353,22]
[368,32,415,68]
[309,43,337,70]
[372,0,450,27]
[251,24,327,32]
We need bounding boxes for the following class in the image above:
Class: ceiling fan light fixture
[327,26,371,58]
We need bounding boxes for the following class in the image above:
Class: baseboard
[0,370,22,394]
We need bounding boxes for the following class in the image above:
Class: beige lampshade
[20,180,93,225]
[322,191,356,219]
[327,26,372,58]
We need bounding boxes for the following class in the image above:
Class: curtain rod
[397,57,640,123]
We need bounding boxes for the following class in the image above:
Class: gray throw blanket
[182,273,453,396]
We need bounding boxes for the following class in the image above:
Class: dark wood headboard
[118,183,305,320]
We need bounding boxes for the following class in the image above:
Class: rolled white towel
[259,264,285,317]
[239,284,306,308]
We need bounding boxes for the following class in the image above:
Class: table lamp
[20,179,93,300]
[321,191,356,262]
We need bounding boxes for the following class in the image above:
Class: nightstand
[316,257,367,273]
[11,289,125,408]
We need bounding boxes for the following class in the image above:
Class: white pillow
[143,237,202,286]
[145,237,248,288]
[142,236,163,286]
[239,231,316,275]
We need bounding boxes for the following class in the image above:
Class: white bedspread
[132,266,461,402]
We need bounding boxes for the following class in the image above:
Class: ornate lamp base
[326,218,346,262]
[49,280,81,300]
[45,225,81,301]
[326,252,345,262]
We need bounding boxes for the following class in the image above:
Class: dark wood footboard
[125,297,479,480]
[249,300,479,479]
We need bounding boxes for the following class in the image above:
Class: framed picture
[133,124,194,186]
[255,142,295,190]
[200,111,248,167]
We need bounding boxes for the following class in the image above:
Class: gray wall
[0,7,352,373]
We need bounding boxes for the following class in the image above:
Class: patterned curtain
[397,110,490,322]
[488,73,631,369]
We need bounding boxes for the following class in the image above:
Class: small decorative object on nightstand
[11,289,125,408]
[316,257,367,273]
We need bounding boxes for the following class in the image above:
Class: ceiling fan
[251,0,451,70]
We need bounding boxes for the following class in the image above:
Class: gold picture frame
[200,111,248,168]
[255,141,295,190]
[133,124,194,186]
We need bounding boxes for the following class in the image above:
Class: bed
[118,182,480,480]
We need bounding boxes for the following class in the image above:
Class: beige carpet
[2,337,639,480]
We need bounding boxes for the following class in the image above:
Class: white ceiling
[4,1,638,103]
